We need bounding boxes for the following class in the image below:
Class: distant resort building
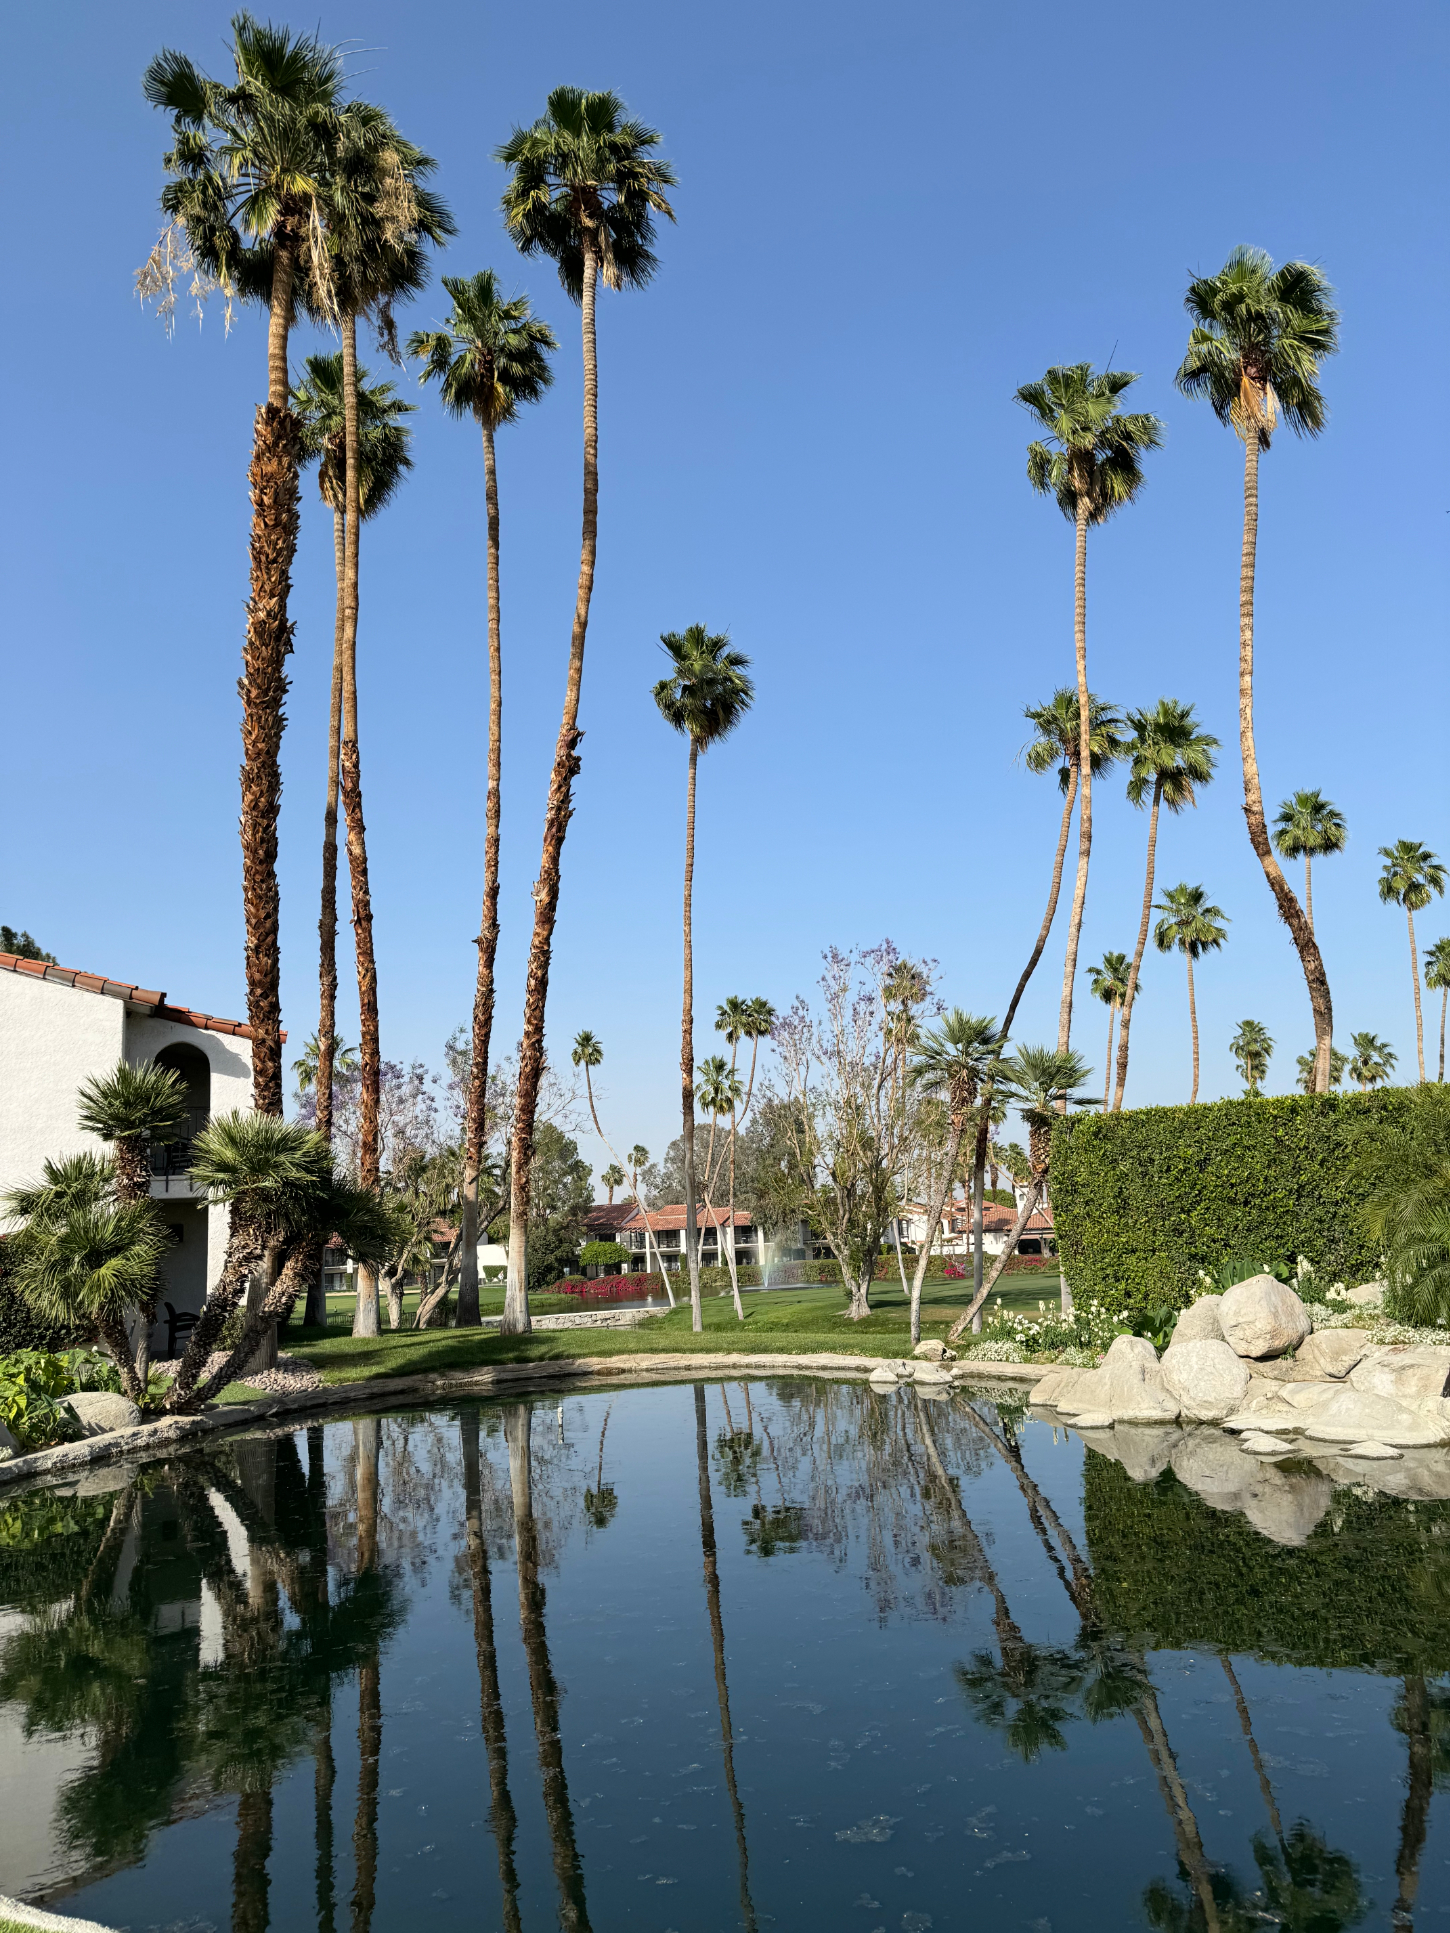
[891,1191,1056,1259]
[583,1202,776,1275]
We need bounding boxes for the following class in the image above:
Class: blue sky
[4,0,1446,1179]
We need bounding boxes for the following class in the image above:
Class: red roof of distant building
[619,1204,754,1232]
[585,1203,637,1238]
[0,953,280,1041]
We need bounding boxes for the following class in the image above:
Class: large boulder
[912,1362,954,1387]
[1172,1296,1226,1345]
[0,1418,18,1459]
[1349,1346,1450,1412]
[1160,1339,1251,1423]
[1028,1366,1086,1409]
[66,1392,142,1437]
[1291,1329,1370,1381]
[1056,1334,1179,1424]
[913,1340,956,1362]
[1300,1386,1450,1448]
[1103,1425,1181,1484]
[1348,1281,1386,1307]
[1218,1276,1312,1359]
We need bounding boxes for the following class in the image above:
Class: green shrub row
[1050,1089,1411,1321]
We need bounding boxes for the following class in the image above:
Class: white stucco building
[0,952,259,1353]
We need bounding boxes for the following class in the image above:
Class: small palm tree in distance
[600,1164,625,1205]
[1017,366,1164,1060]
[1230,1019,1275,1096]
[695,1056,746,1319]
[1424,937,1450,1083]
[1176,246,1339,1091]
[1378,841,1447,1083]
[653,625,755,1335]
[1348,1032,1397,1091]
[1087,953,1132,1112]
[908,1011,1005,1344]
[1271,790,1347,936]
[1295,1046,1347,1092]
[1153,884,1230,1104]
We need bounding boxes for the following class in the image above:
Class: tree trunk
[681,739,703,1333]
[351,1649,381,1923]
[1305,852,1314,936]
[724,1106,744,1319]
[1440,985,1446,1084]
[1394,1675,1432,1931]
[1408,907,1426,1083]
[186,1239,313,1409]
[162,1214,267,1410]
[1006,769,1078,1038]
[460,1412,524,1933]
[910,1118,966,1346]
[1237,428,1334,1090]
[1112,777,1163,1111]
[459,422,506,1329]
[1187,953,1200,1104]
[947,1174,1045,1342]
[314,1712,336,1933]
[694,1386,758,1933]
[1057,502,1092,1061]
[317,508,346,1149]
[240,232,302,1118]
[232,1787,274,1933]
[1220,1655,1284,1850]
[1102,1003,1116,1111]
[504,247,601,1335]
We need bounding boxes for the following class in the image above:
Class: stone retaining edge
[0,1353,1039,1493]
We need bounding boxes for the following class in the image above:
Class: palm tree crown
[1424,938,1450,996]
[1124,700,1219,812]
[1348,1032,1397,1090]
[1000,1047,1096,1171]
[1088,954,1132,1010]
[293,354,415,518]
[910,1012,1006,1124]
[1153,884,1230,961]
[1022,690,1126,794]
[407,271,556,430]
[1296,1046,1348,1092]
[1273,789,1347,863]
[1230,1018,1275,1094]
[497,87,677,300]
[1017,364,1164,524]
[652,626,755,750]
[1176,247,1340,445]
[1379,841,1447,915]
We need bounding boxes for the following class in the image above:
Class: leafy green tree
[1379,841,1447,1083]
[1088,952,1132,1112]
[1230,1018,1275,1095]
[1153,884,1230,1103]
[508,1121,593,1296]
[1272,789,1347,936]
[652,625,755,1333]
[496,88,675,1337]
[1425,937,1450,1084]
[1295,1045,1347,1092]
[908,1012,1005,1344]
[410,273,556,1328]
[1017,366,1163,1061]
[1348,1031,1397,1092]
[0,927,57,963]
[1176,247,1340,1092]
[1113,701,1219,1109]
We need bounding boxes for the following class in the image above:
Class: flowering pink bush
[549,1273,667,1302]
[943,1262,966,1280]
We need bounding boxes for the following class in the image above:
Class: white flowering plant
[957,1295,1126,1365]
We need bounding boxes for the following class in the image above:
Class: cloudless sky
[4,0,1446,1181]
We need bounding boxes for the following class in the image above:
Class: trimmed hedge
[1051,1089,1412,1320]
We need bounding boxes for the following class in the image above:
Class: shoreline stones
[1160,1338,1251,1423]
[1054,1335,1178,1425]
[66,1393,142,1437]
[1218,1275,1312,1360]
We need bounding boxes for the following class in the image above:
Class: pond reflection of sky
[0,1380,1443,1932]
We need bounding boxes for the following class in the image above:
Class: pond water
[1,1379,1447,1932]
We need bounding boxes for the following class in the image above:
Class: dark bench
[164,1302,199,1358]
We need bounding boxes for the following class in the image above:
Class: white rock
[868,1369,900,1393]
[1291,1329,1369,1381]
[1348,1281,1386,1306]
[1171,1296,1226,1345]
[1276,1381,1340,1411]
[1057,1334,1179,1425]
[1300,1386,1450,1448]
[66,1392,142,1437]
[1349,1346,1450,1411]
[1160,1339,1251,1423]
[912,1340,956,1362]
[1218,1276,1312,1359]
[1340,1440,1403,1459]
[1239,1432,1297,1456]
[1029,1366,1086,1409]
[1171,1433,1329,1544]
[1223,1411,1298,1434]
[1069,1411,1116,1430]
[912,1362,954,1387]
[0,1419,18,1459]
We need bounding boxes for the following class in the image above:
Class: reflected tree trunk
[1394,1674,1432,1932]
[693,1386,758,1933]
[506,1404,591,1933]
[233,1787,273,1933]
[1220,1654,1284,1850]
[461,1411,524,1933]
[351,1418,381,1933]
[315,1709,337,1933]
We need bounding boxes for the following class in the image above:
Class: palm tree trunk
[1408,906,1426,1083]
[681,739,703,1333]
[504,248,601,1335]
[1305,852,1314,935]
[1007,770,1079,1034]
[1219,1655,1284,1850]
[459,422,506,1330]
[1394,1675,1432,1931]
[314,1714,336,1933]
[241,234,302,1117]
[910,1118,966,1346]
[1112,777,1163,1110]
[947,1173,1045,1342]
[461,1412,524,1933]
[1103,1004,1116,1111]
[317,509,346,1149]
[1238,428,1335,1090]
[232,1787,274,1933]
[1057,502,1092,1059]
[1187,953,1200,1104]
[1440,985,1446,1084]
[725,1107,744,1318]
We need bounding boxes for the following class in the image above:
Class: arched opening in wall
[152,1042,211,1177]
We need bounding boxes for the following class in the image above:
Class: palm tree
[1348,1031,1397,1091]
[1378,841,1447,1083]
[1152,884,1230,1104]
[623,1143,672,1299]
[1295,1045,1347,1092]
[714,995,775,1297]
[143,18,348,1115]
[908,1012,1005,1345]
[1017,366,1164,1058]
[1230,1018,1275,1095]
[599,1164,624,1205]
[495,89,676,1337]
[292,357,414,1150]
[652,625,755,1334]
[292,1031,360,1101]
[1087,953,1132,1112]
[1177,247,1340,1090]
[1425,937,1450,1083]
[1112,700,1219,1109]
[409,274,556,1327]
[459,1411,524,1932]
[1272,789,1347,936]
[75,1060,187,1206]
[947,1045,1093,1340]
[695,1056,746,1317]
[570,1038,674,1306]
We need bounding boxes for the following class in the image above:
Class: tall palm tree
[1230,1018,1275,1095]
[1112,700,1219,1109]
[1425,937,1450,1083]
[1378,840,1447,1083]
[496,89,676,1336]
[908,1012,1005,1344]
[1177,247,1340,1091]
[947,1047,1094,1340]
[1087,953,1132,1112]
[1347,1031,1397,1091]
[1295,1045,1347,1092]
[1152,884,1230,1104]
[652,625,755,1334]
[143,18,352,1114]
[599,1164,625,1204]
[714,996,775,1294]
[1017,366,1164,1058]
[409,274,556,1327]
[459,1411,523,1933]
[624,1143,672,1299]
[696,1056,747,1318]
[1271,789,1347,936]
[292,355,415,1152]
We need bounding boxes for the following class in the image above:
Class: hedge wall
[1050,1089,1413,1320]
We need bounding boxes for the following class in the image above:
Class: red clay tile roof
[619,1204,754,1232]
[585,1203,637,1237]
[0,953,281,1041]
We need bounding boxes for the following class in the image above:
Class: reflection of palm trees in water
[506,1403,592,1933]
[460,1410,523,1933]
[351,1416,382,1933]
[1391,1675,1450,1930]
[694,1385,759,1933]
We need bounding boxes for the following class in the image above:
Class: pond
[1,1378,1447,1932]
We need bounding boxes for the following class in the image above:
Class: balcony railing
[150,1108,211,1182]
